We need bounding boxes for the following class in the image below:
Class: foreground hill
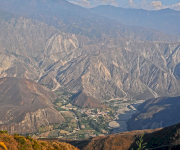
[2,123,180,150]
[0,131,79,150]
[127,96,180,131]
[0,77,64,134]
[79,123,180,150]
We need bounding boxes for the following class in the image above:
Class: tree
[132,134,148,150]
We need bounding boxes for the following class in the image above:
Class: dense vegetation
[0,131,79,150]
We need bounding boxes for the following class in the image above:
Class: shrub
[2,136,12,142]
[0,131,8,134]
[14,133,19,136]
[53,142,60,149]
[41,142,46,146]
[14,134,30,150]
[26,135,33,142]
[14,136,26,145]
[32,141,41,150]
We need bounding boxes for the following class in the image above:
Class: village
[35,103,113,139]
[34,89,116,140]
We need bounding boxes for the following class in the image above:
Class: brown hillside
[72,91,102,108]
[0,77,64,134]
[80,123,180,150]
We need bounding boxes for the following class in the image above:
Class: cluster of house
[79,108,109,117]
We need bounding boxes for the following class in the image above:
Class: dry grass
[0,131,79,150]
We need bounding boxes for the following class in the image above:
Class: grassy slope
[0,132,79,150]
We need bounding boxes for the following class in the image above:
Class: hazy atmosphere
[0,0,180,149]
[69,0,180,10]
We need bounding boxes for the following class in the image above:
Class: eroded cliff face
[0,108,64,134]
[0,77,64,134]
[0,15,89,82]
[1,10,180,107]
[50,39,180,101]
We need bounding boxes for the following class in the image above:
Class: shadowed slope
[127,96,180,131]
[81,123,180,150]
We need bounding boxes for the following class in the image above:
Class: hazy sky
[68,0,180,10]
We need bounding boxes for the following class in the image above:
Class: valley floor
[108,99,145,133]
[32,89,145,140]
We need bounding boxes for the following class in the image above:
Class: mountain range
[91,5,180,36]
[1,0,180,137]
[0,0,179,42]
[0,1,180,105]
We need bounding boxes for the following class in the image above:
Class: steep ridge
[127,96,180,131]
[43,39,180,102]
[80,123,180,150]
[91,6,180,35]
[0,9,89,59]
[0,0,179,42]
[0,77,64,134]
[0,10,89,82]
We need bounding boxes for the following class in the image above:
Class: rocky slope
[127,96,180,131]
[1,10,180,105]
[0,77,64,134]
[0,9,89,82]
[50,39,180,101]
[1,5,180,107]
